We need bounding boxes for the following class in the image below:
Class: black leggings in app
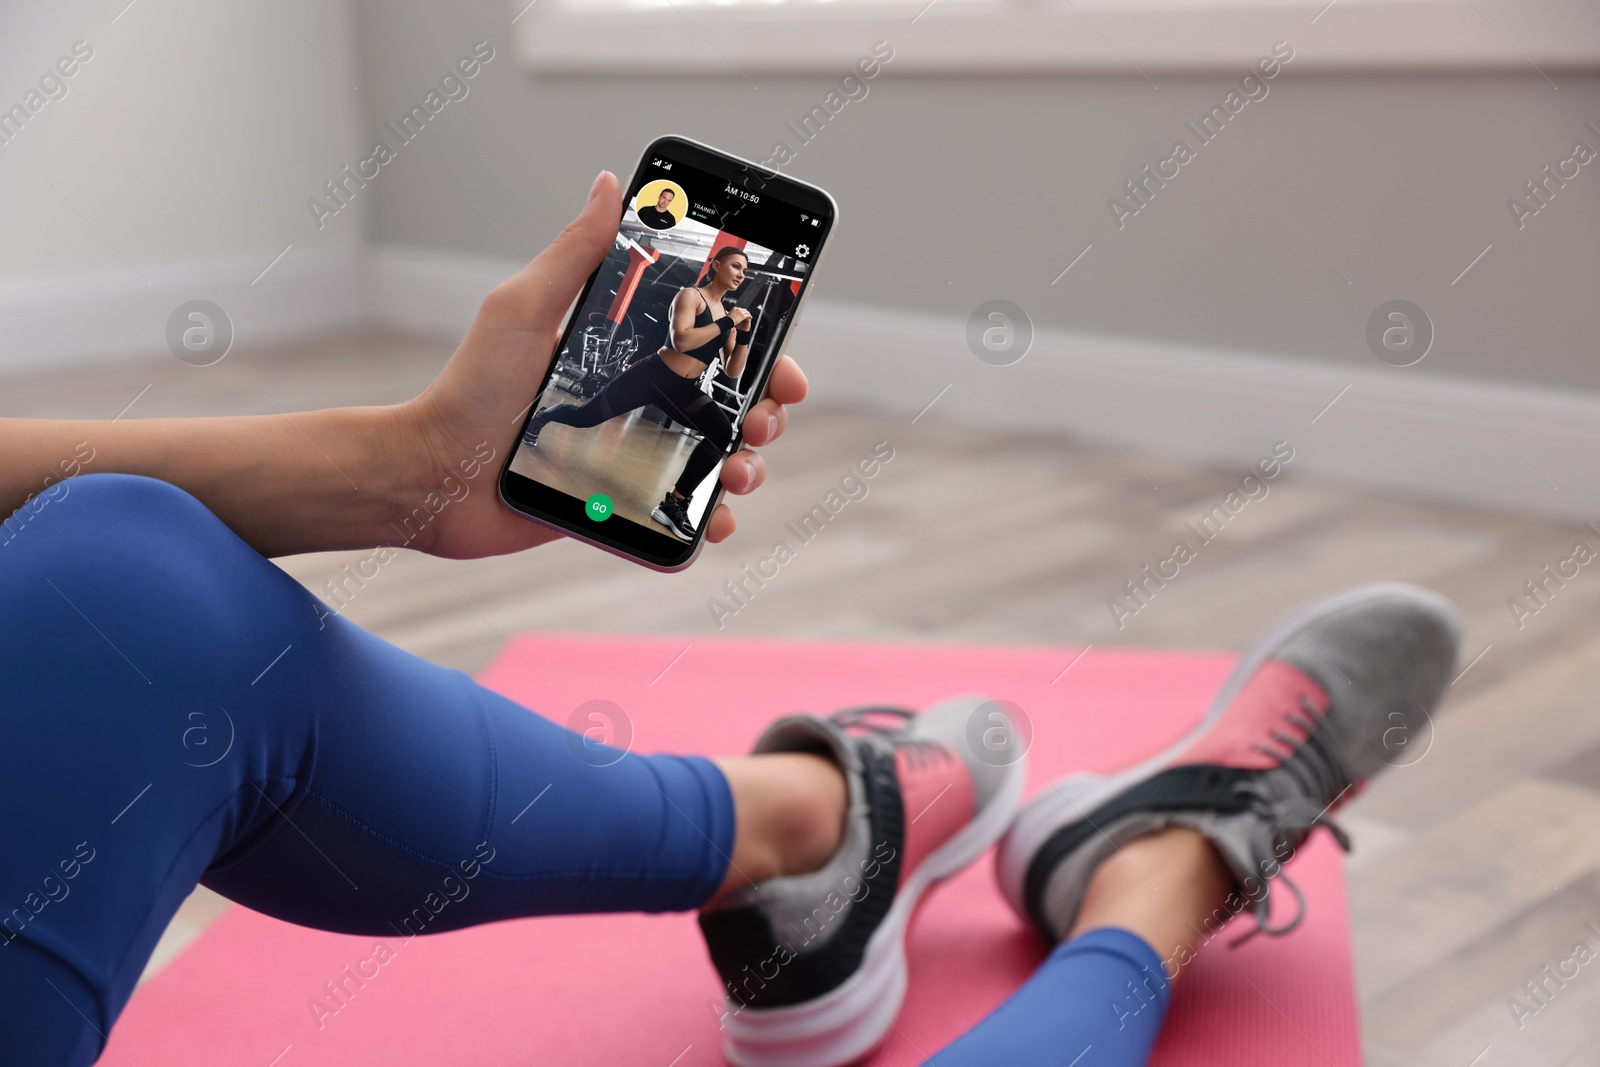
[538,354,736,497]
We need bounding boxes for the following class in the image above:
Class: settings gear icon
[794,243,811,259]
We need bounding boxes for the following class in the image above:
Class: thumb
[490,170,621,333]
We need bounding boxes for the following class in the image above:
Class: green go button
[585,493,614,522]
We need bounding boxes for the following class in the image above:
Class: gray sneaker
[996,582,1461,944]
[700,697,1027,1067]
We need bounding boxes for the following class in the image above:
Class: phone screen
[499,136,836,570]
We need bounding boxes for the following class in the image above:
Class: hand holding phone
[498,136,837,571]
[384,169,809,563]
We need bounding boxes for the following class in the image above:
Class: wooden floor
[9,330,1600,1065]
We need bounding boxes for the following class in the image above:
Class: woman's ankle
[707,752,848,905]
[1067,826,1234,979]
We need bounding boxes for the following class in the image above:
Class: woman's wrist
[368,399,460,554]
[249,403,425,556]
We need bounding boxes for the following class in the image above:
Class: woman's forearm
[0,177,794,564]
[0,405,422,558]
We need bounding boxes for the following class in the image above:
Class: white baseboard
[0,249,369,376]
[9,243,1600,524]
[793,301,1600,524]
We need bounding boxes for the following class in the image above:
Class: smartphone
[498,135,837,571]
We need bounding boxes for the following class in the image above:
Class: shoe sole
[650,507,693,541]
[721,735,1029,1067]
[994,581,1461,928]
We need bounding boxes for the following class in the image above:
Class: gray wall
[1,0,364,284]
[355,0,1600,391]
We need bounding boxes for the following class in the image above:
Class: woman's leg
[0,473,843,1064]
[664,391,735,499]
[936,584,1459,1067]
[710,752,848,902]
[524,354,666,441]
[530,355,731,501]
[925,829,1231,1067]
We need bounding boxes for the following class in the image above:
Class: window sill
[512,0,1600,75]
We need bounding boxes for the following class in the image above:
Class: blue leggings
[0,473,1168,1067]
[927,928,1171,1067]
[0,474,735,1066]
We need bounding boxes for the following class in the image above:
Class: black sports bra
[679,289,733,362]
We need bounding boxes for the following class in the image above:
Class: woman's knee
[694,400,735,445]
[0,469,104,550]
[697,417,734,449]
[1,473,316,670]
[8,472,212,540]
[4,474,240,585]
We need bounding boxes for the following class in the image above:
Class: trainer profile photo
[634,180,686,230]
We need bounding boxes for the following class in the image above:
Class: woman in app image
[522,245,754,540]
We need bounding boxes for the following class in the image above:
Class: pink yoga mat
[102,634,1361,1066]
